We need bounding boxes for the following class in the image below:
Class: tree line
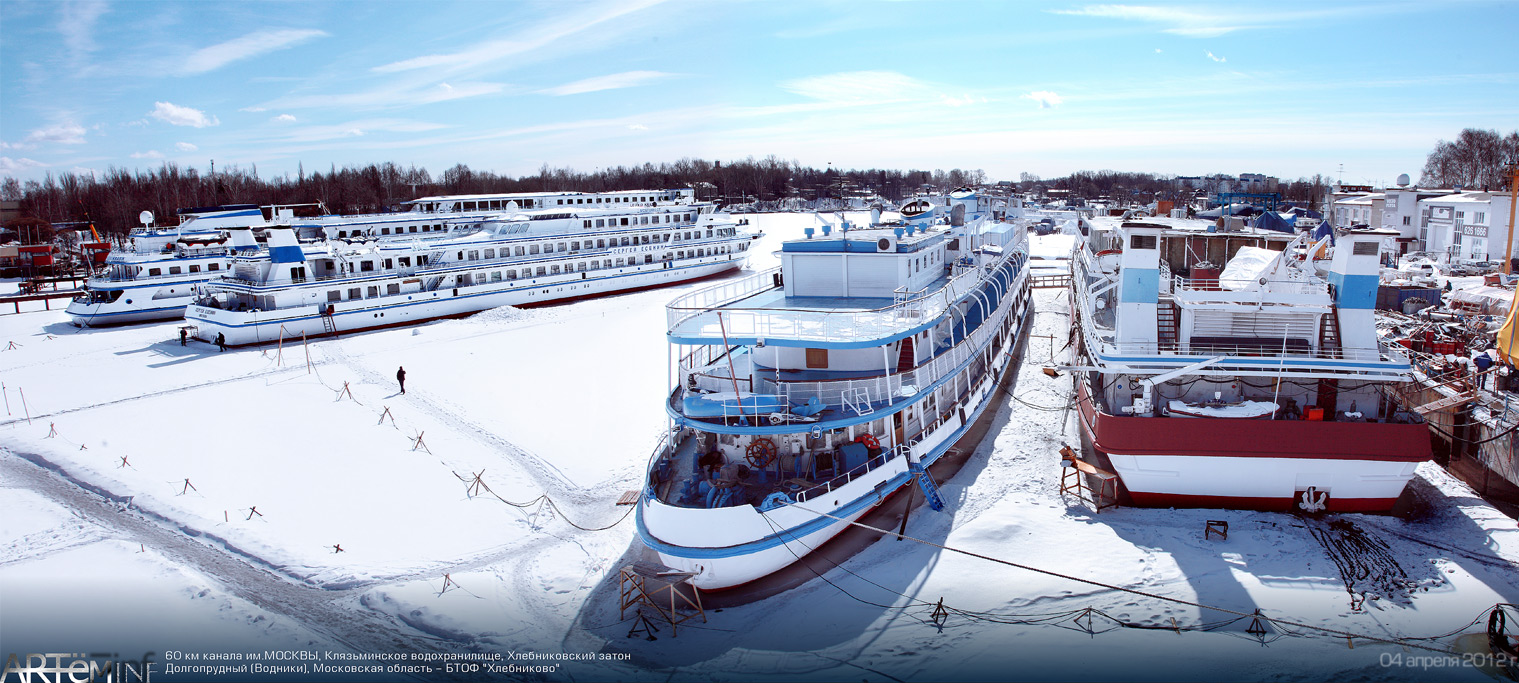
[0,156,990,236]
[1419,128,1519,190]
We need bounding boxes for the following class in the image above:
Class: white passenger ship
[66,190,699,327]
[637,190,1034,590]
[66,205,268,326]
[187,196,750,345]
[1069,221,1429,512]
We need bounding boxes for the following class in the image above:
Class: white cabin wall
[759,346,889,372]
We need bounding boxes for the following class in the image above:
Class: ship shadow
[566,336,1024,667]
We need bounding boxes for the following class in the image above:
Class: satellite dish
[1396,173,1411,187]
[139,210,154,227]
[505,201,519,212]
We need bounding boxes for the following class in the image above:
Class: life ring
[746,438,777,468]
[1094,249,1121,258]
[854,433,880,450]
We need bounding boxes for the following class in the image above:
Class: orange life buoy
[855,433,880,450]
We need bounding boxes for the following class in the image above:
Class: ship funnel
[227,226,259,252]
[265,226,307,264]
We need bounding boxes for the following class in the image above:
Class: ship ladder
[909,461,945,511]
[320,305,339,339]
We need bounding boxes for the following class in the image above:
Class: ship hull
[189,257,744,346]
[1075,376,1428,513]
[640,279,1032,590]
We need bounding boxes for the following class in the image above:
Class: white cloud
[539,71,673,96]
[181,29,329,75]
[627,123,649,131]
[273,114,297,123]
[26,122,88,145]
[1022,91,1064,109]
[1155,48,1163,53]
[265,81,504,111]
[175,142,198,152]
[781,71,925,104]
[150,102,219,128]
[0,157,45,175]
[1206,51,1226,62]
[130,150,164,159]
[59,1,107,57]
[373,0,665,73]
[70,166,99,177]
[240,106,268,112]
[1052,5,1242,37]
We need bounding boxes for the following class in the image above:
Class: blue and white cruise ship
[186,195,751,345]
[637,190,1034,590]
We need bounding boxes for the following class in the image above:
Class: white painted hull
[1105,453,1419,506]
[188,256,744,345]
[67,295,195,326]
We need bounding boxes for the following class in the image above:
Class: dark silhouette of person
[179,328,187,346]
[397,366,407,394]
[216,332,227,352]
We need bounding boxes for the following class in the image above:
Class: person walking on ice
[216,332,227,352]
[179,328,188,346]
[397,366,407,394]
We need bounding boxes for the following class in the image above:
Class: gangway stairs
[909,461,945,511]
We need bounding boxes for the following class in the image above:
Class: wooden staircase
[1319,310,1340,355]
[1156,300,1179,349]
[897,336,915,372]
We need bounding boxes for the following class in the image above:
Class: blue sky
[3,1,1516,188]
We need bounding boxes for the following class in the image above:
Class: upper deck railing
[666,250,1019,343]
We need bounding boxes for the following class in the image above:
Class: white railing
[668,250,1018,343]
[1172,275,1329,297]
[666,267,781,330]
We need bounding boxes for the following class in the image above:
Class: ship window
[621,218,629,226]
[327,291,340,302]
[597,239,606,248]
[409,226,418,233]
[621,237,631,246]
[551,265,561,274]
[338,231,348,238]
[468,250,479,260]
[530,245,540,255]
[382,227,391,235]
[577,262,586,271]
[169,266,182,275]
[678,250,685,259]
[491,271,502,282]
[1130,234,1157,250]
[515,246,526,256]
[645,255,653,264]
[583,220,591,228]
[484,249,495,259]
[560,200,565,206]
[557,242,566,252]
[189,264,201,273]
[806,348,829,369]
[399,257,411,267]
[387,283,400,295]
[419,255,429,265]
[1353,242,1379,256]
[383,259,393,269]
[209,263,220,271]
[596,219,605,228]
[616,258,626,267]
[571,241,579,250]
[367,286,379,298]
[361,261,375,272]
[348,288,360,300]
[536,266,546,276]
[604,259,612,268]
[642,235,650,244]
[506,269,517,279]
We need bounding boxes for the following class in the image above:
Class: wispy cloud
[1206,50,1226,62]
[0,157,46,176]
[272,114,297,123]
[175,142,198,152]
[25,122,88,145]
[781,71,925,104]
[265,81,505,111]
[181,29,329,75]
[1052,5,1243,37]
[240,106,268,113]
[130,150,164,159]
[539,71,673,96]
[151,102,219,127]
[269,118,450,143]
[627,123,649,131]
[1022,91,1064,109]
[58,1,108,59]
[373,0,665,74]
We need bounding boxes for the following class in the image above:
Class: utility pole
[1505,163,1518,275]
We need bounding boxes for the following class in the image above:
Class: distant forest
[5,126,1513,237]
[1,156,1333,239]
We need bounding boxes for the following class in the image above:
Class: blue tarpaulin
[1254,210,1295,233]
[1314,222,1336,245]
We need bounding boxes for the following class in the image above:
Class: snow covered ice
[4,213,1518,681]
